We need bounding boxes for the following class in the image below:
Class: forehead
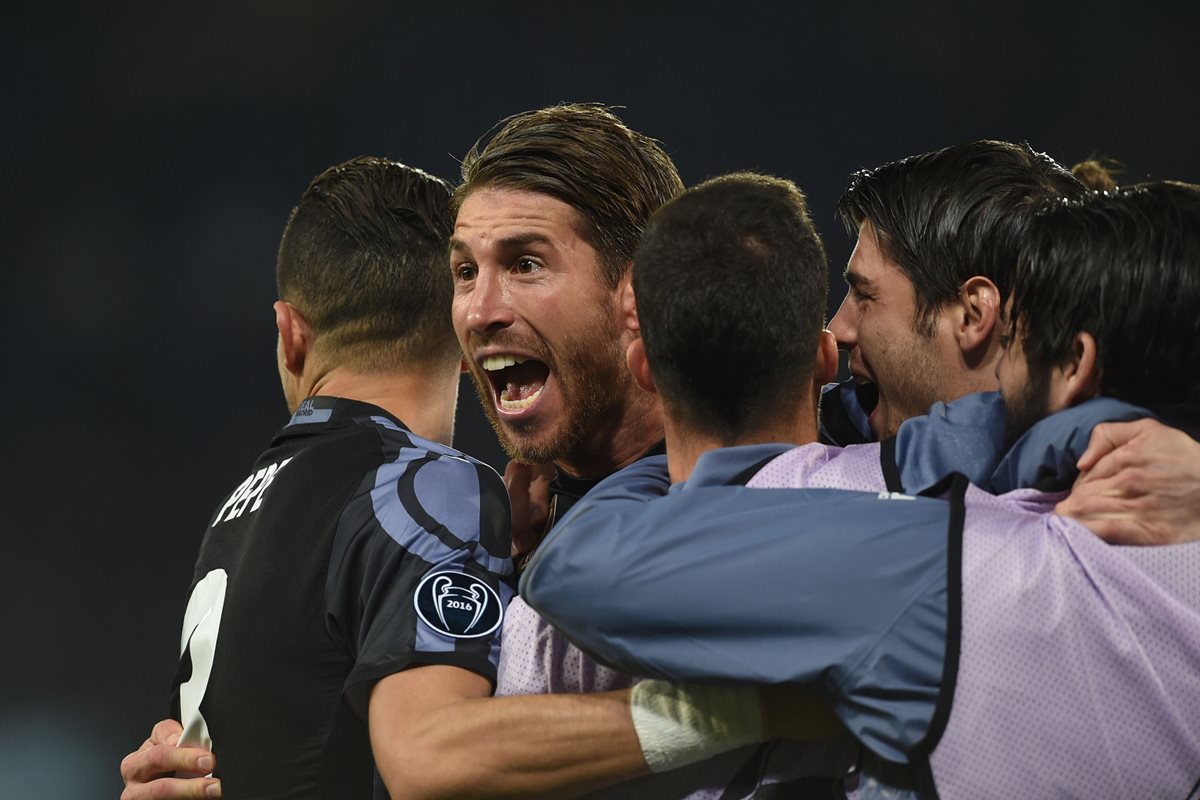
[847,220,912,290]
[452,187,584,249]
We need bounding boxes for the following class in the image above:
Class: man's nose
[827,291,857,350]
[465,269,516,336]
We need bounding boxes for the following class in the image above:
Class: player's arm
[370,667,650,799]
[119,719,220,800]
[1055,418,1200,545]
[347,452,652,798]
[522,461,949,686]
[370,668,840,799]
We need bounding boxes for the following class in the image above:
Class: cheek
[857,310,895,352]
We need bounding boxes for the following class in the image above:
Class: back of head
[276,157,457,371]
[1011,181,1200,410]
[838,140,1085,333]
[456,103,684,288]
[634,172,829,443]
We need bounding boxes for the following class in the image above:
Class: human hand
[119,719,220,799]
[1056,418,1200,545]
[503,460,555,559]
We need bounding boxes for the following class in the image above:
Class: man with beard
[446,104,854,797]
[122,106,850,800]
[522,179,1200,799]
[819,138,1200,543]
[450,104,677,564]
[119,158,514,800]
[819,139,1083,444]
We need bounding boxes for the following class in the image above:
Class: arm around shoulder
[1056,418,1200,545]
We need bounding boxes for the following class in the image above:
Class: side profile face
[828,221,962,439]
[450,187,633,469]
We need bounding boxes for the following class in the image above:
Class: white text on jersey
[213,458,294,525]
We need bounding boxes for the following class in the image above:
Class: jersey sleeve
[327,446,514,721]
[521,462,953,759]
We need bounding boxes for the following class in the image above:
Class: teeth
[481,355,527,371]
[499,384,544,411]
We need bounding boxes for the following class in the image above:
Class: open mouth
[480,354,551,413]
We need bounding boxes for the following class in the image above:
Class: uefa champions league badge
[414,571,503,639]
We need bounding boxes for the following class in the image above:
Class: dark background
[4,2,1197,796]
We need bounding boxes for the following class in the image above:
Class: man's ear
[814,329,838,386]
[1050,331,1101,409]
[618,263,639,334]
[274,300,311,378]
[626,337,657,395]
[955,276,1000,356]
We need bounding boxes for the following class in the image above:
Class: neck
[300,361,460,445]
[554,389,665,479]
[665,397,819,483]
[954,337,1004,398]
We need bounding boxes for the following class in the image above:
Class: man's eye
[515,258,541,274]
[455,263,477,282]
[851,288,872,303]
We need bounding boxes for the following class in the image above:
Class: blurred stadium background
[4,2,1197,795]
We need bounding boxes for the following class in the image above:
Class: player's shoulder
[355,414,501,481]
[350,414,509,533]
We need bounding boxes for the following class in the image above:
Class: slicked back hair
[837,140,1085,336]
[1010,181,1200,410]
[455,103,684,289]
[634,172,829,443]
[276,157,458,371]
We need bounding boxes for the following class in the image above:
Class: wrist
[629,680,764,772]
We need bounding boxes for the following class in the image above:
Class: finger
[121,776,221,800]
[121,744,216,784]
[1066,516,1150,546]
[1073,443,1143,485]
[150,718,184,746]
[1075,419,1153,472]
[526,465,554,529]
[503,461,531,512]
[1056,481,1140,519]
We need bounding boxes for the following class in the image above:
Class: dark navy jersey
[170,396,513,799]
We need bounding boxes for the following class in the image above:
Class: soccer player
[119,157,513,799]
[450,103,677,559]
[821,139,1084,443]
[124,106,845,800]
[819,139,1200,542]
[449,104,852,796]
[523,177,1200,798]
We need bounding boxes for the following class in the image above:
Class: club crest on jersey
[414,571,503,639]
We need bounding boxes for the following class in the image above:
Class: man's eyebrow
[843,269,875,289]
[496,232,555,249]
[449,233,556,256]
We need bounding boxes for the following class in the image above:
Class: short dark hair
[1010,181,1200,410]
[276,156,457,370]
[455,103,684,288]
[634,172,829,442]
[837,140,1084,335]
